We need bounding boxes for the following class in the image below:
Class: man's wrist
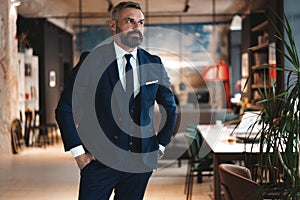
[74,152,94,170]
[70,145,86,157]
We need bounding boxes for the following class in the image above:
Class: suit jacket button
[114,135,118,140]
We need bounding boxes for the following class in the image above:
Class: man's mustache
[127,30,143,38]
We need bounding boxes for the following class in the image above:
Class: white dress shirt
[114,42,140,97]
[70,42,165,157]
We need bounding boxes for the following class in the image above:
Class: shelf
[251,64,270,70]
[251,20,268,32]
[251,84,271,89]
[245,103,263,111]
[240,8,283,110]
[248,42,269,51]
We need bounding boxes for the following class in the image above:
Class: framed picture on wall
[241,52,249,77]
[268,42,276,65]
[25,63,32,76]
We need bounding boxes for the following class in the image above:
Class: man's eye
[125,19,134,23]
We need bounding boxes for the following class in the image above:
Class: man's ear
[109,20,116,32]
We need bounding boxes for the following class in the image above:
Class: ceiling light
[183,4,190,12]
[230,15,242,30]
[183,0,190,13]
[11,0,21,7]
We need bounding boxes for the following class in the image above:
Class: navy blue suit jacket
[55,42,177,169]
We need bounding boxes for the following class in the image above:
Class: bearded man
[56,1,177,199]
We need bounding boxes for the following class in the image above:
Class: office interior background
[0,0,300,199]
[0,0,298,153]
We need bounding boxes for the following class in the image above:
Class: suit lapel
[102,43,119,87]
[137,48,148,98]
[103,46,154,118]
[100,43,126,114]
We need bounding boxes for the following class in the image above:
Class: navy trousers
[78,160,153,200]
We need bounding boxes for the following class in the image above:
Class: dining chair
[218,164,261,200]
[184,125,213,200]
[172,103,186,167]
[31,110,49,147]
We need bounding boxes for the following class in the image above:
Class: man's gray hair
[111,1,143,20]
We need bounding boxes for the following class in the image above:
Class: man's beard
[116,26,143,48]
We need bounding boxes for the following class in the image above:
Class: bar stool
[24,111,33,147]
[31,110,48,147]
[46,122,59,144]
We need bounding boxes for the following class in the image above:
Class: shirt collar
[114,42,137,60]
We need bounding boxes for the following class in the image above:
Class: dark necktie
[125,54,133,98]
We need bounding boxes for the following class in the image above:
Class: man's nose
[132,22,142,30]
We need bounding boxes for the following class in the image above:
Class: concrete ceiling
[16,0,266,33]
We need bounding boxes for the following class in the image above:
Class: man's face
[112,8,145,48]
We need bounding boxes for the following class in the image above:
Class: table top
[197,124,261,154]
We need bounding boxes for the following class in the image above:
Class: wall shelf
[241,3,283,106]
[251,20,268,32]
[248,42,269,51]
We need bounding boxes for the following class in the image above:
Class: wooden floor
[0,143,214,200]
[145,161,213,200]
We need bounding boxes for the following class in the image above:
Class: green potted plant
[248,12,300,199]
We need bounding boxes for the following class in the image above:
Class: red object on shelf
[25,93,30,100]
[202,60,231,108]
[202,60,229,81]
[269,63,277,81]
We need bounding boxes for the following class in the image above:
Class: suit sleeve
[155,58,178,146]
[55,52,89,151]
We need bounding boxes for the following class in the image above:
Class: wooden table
[197,125,260,200]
